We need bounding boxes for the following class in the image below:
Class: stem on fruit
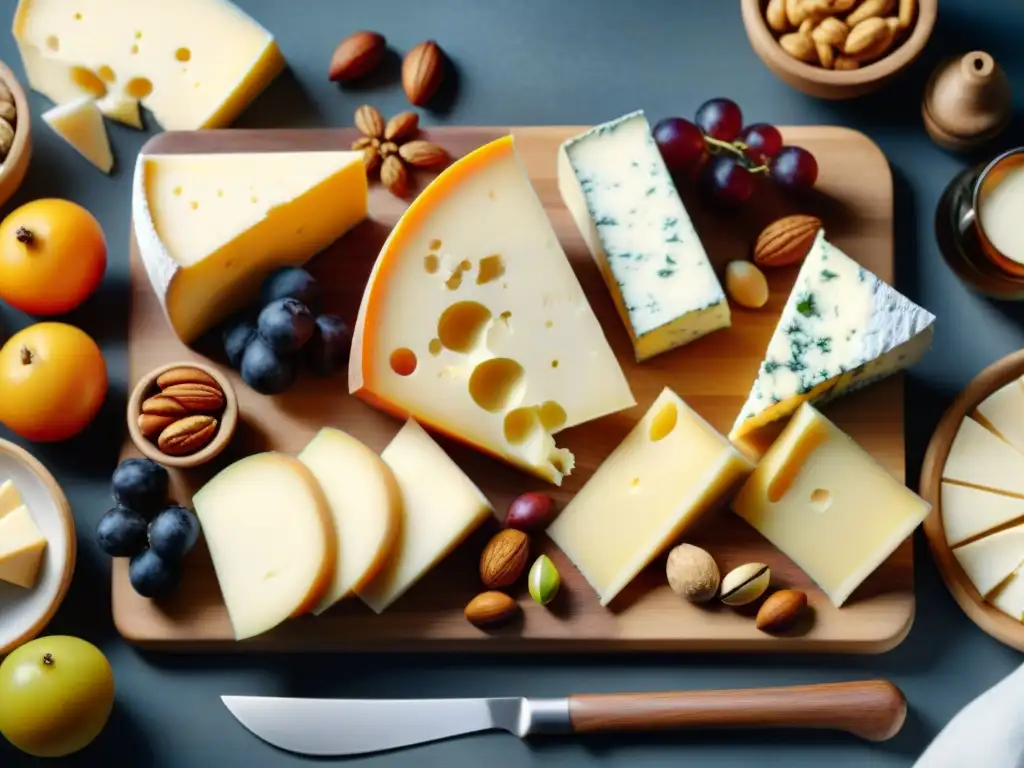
[19,346,32,366]
[749,164,770,175]
[14,226,33,245]
[43,653,53,665]
[703,135,746,161]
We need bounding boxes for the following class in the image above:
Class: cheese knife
[222,679,906,756]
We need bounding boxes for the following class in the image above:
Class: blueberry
[111,459,169,517]
[128,548,180,598]
[96,505,149,558]
[257,298,315,354]
[260,268,322,314]
[148,504,201,560]
[241,337,298,394]
[222,316,258,369]
[306,314,353,376]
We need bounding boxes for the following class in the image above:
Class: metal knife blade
[221,695,570,757]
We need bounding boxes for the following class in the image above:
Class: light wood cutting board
[115,125,912,653]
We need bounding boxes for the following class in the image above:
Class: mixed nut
[328,30,448,108]
[137,367,227,457]
[351,104,450,198]
[0,77,18,162]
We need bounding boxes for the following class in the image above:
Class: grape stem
[703,135,770,174]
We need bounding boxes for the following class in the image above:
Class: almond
[354,104,384,139]
[753,215,823,268]
[380,141,399,157]
[898,0,916,28]
[811,17,849,46]
[834,55,861,70]
[846,0,894,26]
[156,366,220,391]
[398,140,449,169]
[766,0,788,32]
[847,20,895,61]
[756,589,808,632]
[464,591,519,627]
[362,146,381,174]
[141,395,189,418]
[479,529,529,588]
[158,415,218,456]
[844,17,890,56]
[385,111,419,142]
[138,414,177,439]
[780,32,817,62]
[329,31,386,82]
[381,154,409,197]
[402,40,444,106]
[816,41,835,69]
[351,136,373,151]
[159,383,225,413]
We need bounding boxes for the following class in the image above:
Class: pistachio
[720,563,771,606]
[528,554,561,605]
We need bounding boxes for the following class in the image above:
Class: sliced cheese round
[193,453,335,641]
[298,428,402,614]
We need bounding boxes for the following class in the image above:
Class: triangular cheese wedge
[97,94,142,129]
[976,378,1024,456]
[730,230,935,457]
[349,136,635,485]
[942,481,1024,547]
[943,417,1024,497]
[42,97,113,174]
[133,150,366,343]
[0,479,22,519]
[991,566,1024,622]
[0,505,47,588]
[954,523,1024,597]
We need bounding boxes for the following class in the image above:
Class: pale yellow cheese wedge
[298,428,402,614]
[0,479,23,519]
[0,505,47,588]
[193,453,336,641]
[357,420,493,613]
[976,378,1024,457]
[943,416,1024,498]
[42,97,113,174]
[97,94,142,129]
[954,523,1024,598]
[942,481,1024,547]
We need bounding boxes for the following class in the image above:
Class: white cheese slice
[0,505,47,589]
[942,481,1024,547]
[558,111,730,361]
[991,567,1024,622]
[954,523,1024,598]
[357,420,493,613]
[730,230,935,457]
[0,479,23,520]
[96,93,142,129]
[975,378,1024,456]
[42,97,113,174]
[943,417,1024,498]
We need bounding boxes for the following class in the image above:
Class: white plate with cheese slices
[922,348,1024,651]
[0,438,76,655]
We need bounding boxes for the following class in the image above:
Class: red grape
[700,156,755,208]
[739,123,783,164]
[771,146,819,191]
[652,117,706,174]
[694,98,743,142]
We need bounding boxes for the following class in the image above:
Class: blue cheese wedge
[558,111,729,361]
[730,230,935,457]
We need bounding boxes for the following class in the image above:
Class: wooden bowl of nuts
[127,362,238,469]
[741,0,937,99]
[0,60,32,208]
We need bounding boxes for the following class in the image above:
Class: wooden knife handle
[568,680,907,742]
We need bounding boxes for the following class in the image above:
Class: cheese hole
[429,238,442,251]
[125,77,153,99]
[135,31,143,39]
[74,12,83,20]
[70,67,106,98]
[217,189,224,197]
[190,201,199,211]
[630,477,641,491]
[459,259,471,272]
[648,402,678,442]
[445,270,463,291]
[131,44,140,55]
[545,320,553,328]
[46,35,60,51]
[251,196,259,204]
[810,488,832,512]
[175,47,192,62]
[551,360,559,368]
[97,65,116,83]
[503,407,540,446]
[172,186,182,196]
[428,339,442,356]
[476,254,505,285]
[389,348,417,377]
[437,301,491,353]
[550,452,572,476]
[499,310,512,323]
[424,254,439,274]
[537,401,566,431]
[469,358,525,413]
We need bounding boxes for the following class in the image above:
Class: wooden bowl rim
[741,0,937,87]
[920,348,1024,651]
[0,60,31,188]
[126,360,239,470]
[0,438,76,656]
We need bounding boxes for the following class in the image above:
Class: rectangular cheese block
[42,97,113,174]
[14,0,285,130]
[0,480,23,519]
[546,388,752,606]
[942,481,1024,547]
[732,403,930,607]
[357,420,493,613]
[975,378,1024,456]
[991,566,1024,622]
[730,230,935,458]
[558,111,730,361]
[943,416,1024,498]
[953,523,1024,598]
[0,505,47,588]
[133,150,367,343]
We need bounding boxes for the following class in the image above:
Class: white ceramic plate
[0,438,75,655]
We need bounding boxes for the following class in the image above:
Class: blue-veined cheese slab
[730,229,935,458]
[558,111,730,362]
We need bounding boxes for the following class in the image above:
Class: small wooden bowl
[0,60,32,208]
[0,438,75,656]
[741,0,937,99]
[127,361,238,470]
[921,349,1024,651]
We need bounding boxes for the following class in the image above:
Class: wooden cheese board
[115,125,913,653]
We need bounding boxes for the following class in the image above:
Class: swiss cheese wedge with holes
[349,136,635,485]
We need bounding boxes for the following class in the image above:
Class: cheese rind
[975,378,1024,456]
[14,0,285,131]
[42,97,113,174]
[0,480,23,519]
[357,420,493,613]
[953,523,1024,598]
[133,150,366,344]
[732,403,930,607]
[546,388,752,606]
[0,505,47,588]
[193,453,336,641]
[730,230,935,457]
[349,136,635,485]
[559,111,730,361]
[943,417,1024,498]
[298,428,402,613]
[941,481,1024,547]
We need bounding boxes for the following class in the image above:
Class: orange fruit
[0,199,107,315]
[0,323,108,442]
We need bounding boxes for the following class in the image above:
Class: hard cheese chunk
[357,420,493,613]
[732,403,930,607]
[942,482,1024,547]
[97,94,142,129]
[0,479,23,519]
[559,111,729,361]
[133,150,366,344]
[547,388,752,607]
[976,378,1024,456]
[730,230,935,458]
[943,417,1024,498]
[193,453,336,641]
[953,523,1024,598]
[349,136,635,485]
[298,428,402,614]
[14,0,284,130]
[991,566,1024,622]
[0,505,47,589]
[42,97,113,174]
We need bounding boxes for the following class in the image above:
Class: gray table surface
[1,1,1022,765]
